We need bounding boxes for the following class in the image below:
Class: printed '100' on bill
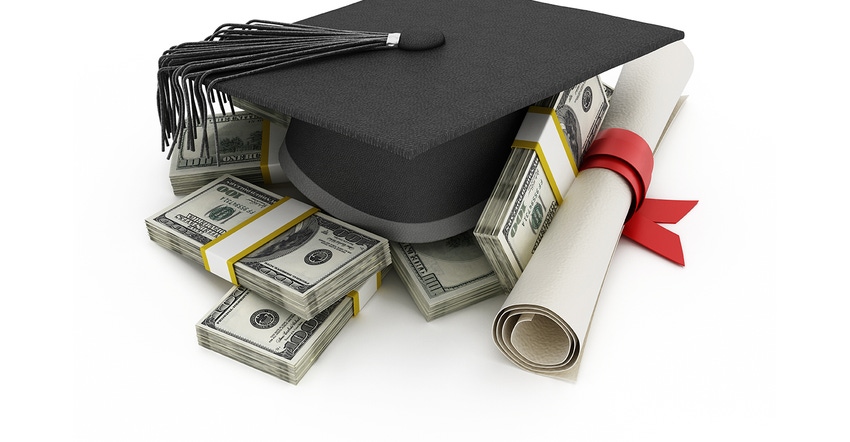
[196,285,352,384]
[474,77,609,291]
[390,230,504,321]
[169,111,289,195]
[145,174,391,319]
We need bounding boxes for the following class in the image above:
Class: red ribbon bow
[580,128,697,266]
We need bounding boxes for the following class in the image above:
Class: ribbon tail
[637,198,698,223]
[622,211,687,266]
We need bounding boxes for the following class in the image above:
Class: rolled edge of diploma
[492,41,694,379]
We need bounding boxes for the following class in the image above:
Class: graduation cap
[157,0,684,243]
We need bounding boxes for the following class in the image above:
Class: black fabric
[397,28,445,51]
[212,0,684,241]
[285,109,526,224]
[218,0,684,159]
[280,145,491,243]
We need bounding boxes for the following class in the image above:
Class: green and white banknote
[169,111,290,195]
[391,230,504,321]
[146,174,391,319]
[197,266,386,384]
[474,77,609,291]
[196,284,352,384]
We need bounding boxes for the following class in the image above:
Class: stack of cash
[390,230,505,321]
[146,174,391,319]
[196,286,352,384]
[474,77,609,291]
[196,268,386,384]
[169,111,290,195]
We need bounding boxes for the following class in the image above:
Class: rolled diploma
[492,41,694,380]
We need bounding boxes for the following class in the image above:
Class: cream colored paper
[492,40,694,380]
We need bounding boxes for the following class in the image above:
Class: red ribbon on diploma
[580,128,697,266]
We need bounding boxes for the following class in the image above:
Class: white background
[5,0,844,440]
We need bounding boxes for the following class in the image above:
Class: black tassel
[157,20,445,160]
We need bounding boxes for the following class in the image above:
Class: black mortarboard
[158,0,683,243]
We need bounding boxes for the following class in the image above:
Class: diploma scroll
[492,41,694,380]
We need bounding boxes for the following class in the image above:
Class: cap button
[397,28,445,50]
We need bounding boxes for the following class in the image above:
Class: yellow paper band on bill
[201,197,319,284]
[347,291,361,316]
[346,270,384,316]
[530,107,580,176]
[512,106,579,204]
[512,140,563,205]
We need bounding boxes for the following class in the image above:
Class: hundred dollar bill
[196,285,351,384]
[390,230,505,321]
[196,268,386,384]
[169,111,289,195]
[146,174,391,319]
[474,76,609,291]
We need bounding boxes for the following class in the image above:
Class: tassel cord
[166,37,387,152]
[200,38,390,160]
[158,28,390,156]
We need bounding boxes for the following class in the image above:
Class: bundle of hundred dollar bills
[169,111,290,195]
[146,174,392,320]
[196,268,387,384]
[150,78,611,382]
[474,76,611,291]
[390,230,504,321]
